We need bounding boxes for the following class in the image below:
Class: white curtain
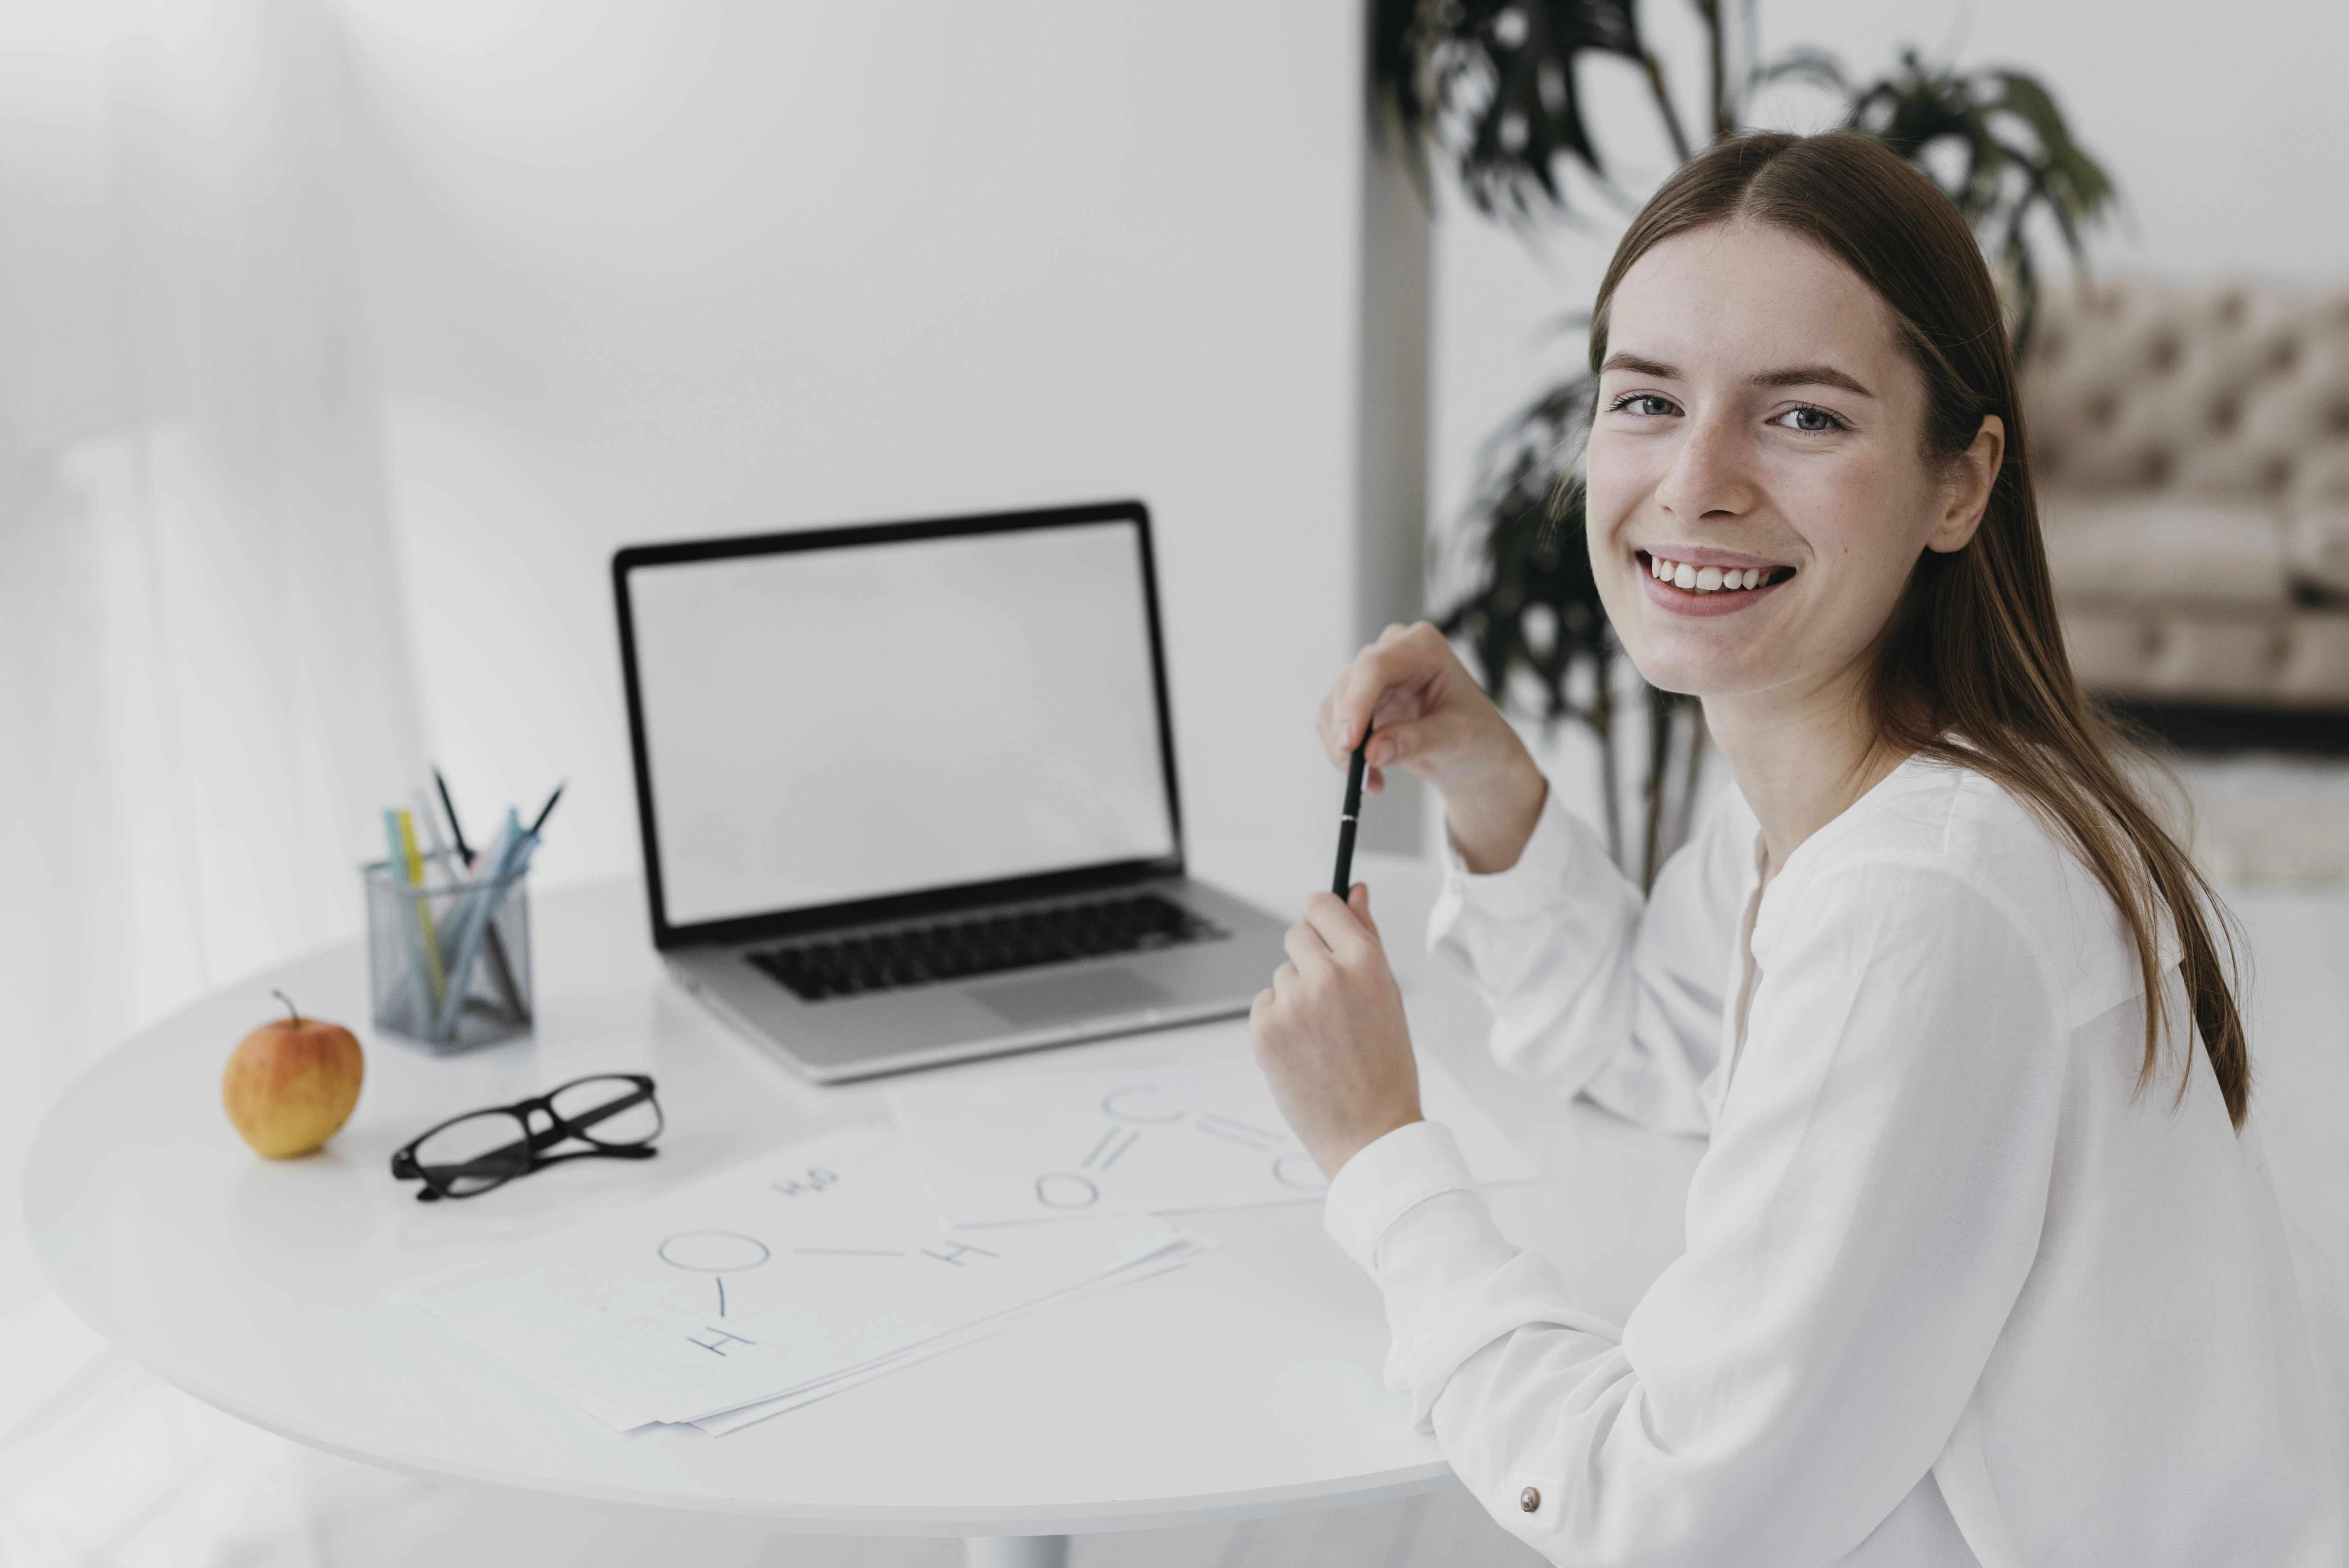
[0,0,421,1248]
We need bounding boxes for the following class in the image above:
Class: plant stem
[1598,722,1623,869]
[272,989,301,1025]
[1641,689,1671,890]
[1697,0,1733,142]
[1584,647,1623,866]
[1640,53,1693,163]
[1675,702,1709,850]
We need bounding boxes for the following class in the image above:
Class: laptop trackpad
[973,967,1171,1028]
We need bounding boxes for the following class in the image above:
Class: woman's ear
[1927,414,2006,554]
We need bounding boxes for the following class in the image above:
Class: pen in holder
[365,851,533,1051]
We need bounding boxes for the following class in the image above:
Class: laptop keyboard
[747,892,1229,1003]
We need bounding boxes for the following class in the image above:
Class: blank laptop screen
[626,520,1177,929]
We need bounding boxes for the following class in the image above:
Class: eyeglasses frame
[389,1073,663,1202]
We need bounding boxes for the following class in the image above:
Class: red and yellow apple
[223,991,365,1158]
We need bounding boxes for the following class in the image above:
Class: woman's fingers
[1367,710,1471,772]
[1322,622,1502,781]
[1334,646,1402,751]
[1246,879,1422,1180]
[1282,919,1333,974]
[1314,685,1349,768]
[1300,891,1377,965]
[1332,623,1445,752]
[1321,656,1397,768]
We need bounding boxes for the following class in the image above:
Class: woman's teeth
[1648,555,1772,593]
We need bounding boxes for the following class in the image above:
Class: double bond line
[1083,1126,1143,1171]
[1195,1114,1285,1152]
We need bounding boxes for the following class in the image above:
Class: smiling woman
[1249,132,2341,1565]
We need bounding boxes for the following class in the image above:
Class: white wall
[1424,0,2349,817]
[332,1,1366,899]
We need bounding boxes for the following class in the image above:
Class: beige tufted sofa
[2026,279,2349,711]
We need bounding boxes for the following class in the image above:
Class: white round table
[25,854,1700,1565]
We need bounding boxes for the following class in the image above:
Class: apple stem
[273,989,301,1024]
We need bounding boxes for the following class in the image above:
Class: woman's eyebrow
[1600,353,1875,400]
[1598,352,1679,379]
[1753,364,1875,398]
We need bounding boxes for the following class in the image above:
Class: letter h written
[920,1241,1000,1267]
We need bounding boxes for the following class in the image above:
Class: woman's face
[1586,221,1991,703]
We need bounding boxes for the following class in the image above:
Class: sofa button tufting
[2037,282,2349,709]
[1520,1486,1541,1513]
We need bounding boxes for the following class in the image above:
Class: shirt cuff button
[1519,1485,1541,1514]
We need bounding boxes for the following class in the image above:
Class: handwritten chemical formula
[890,1042,1537,1228]
[1032,1084,1324,1212]
[413,1123,1186,1429]
[652,1157,1001,1352]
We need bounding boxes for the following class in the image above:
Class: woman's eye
[1774,405,1843,433]
[1613,394,1679,417]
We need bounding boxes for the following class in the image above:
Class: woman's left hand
[1249,884,1424,1179]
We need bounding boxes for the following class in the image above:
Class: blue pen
[430,811,541,1042]
[431,768,529,1022]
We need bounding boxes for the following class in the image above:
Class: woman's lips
[1635,550,1794,617]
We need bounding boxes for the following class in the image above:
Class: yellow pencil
[397,809,449,1004]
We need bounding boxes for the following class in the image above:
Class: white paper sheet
[688,1236,1210,1435]
[411,1124,1187,1426]
[888,1040,1538,1228]
[516,1237,1209,1438]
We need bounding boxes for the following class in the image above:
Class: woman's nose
[1654,413,1756,523]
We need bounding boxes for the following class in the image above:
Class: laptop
[611,499,1293,1082]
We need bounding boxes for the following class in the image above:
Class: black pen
[433,767,475,868]
[1331,724,1371,897]
[432,764,527,1024]
[527,781,566,838]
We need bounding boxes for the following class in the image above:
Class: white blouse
[1323,755,2341,1565]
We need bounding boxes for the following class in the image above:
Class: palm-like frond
[1438,379,1606,731]
[1371,0,1677,220]
[1436,376,1627,854]
[1838,50,2118,351]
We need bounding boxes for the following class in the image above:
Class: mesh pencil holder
[365,853,533,1052]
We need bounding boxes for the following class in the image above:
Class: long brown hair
[1589,131,2249,1128]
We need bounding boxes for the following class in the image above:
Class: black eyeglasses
[391,1074,663,1201]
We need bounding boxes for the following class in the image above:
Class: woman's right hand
[1318,622,1549,874]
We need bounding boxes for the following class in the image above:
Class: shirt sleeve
[1343,859,2069,1566]
[1427,780,1749,1134]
